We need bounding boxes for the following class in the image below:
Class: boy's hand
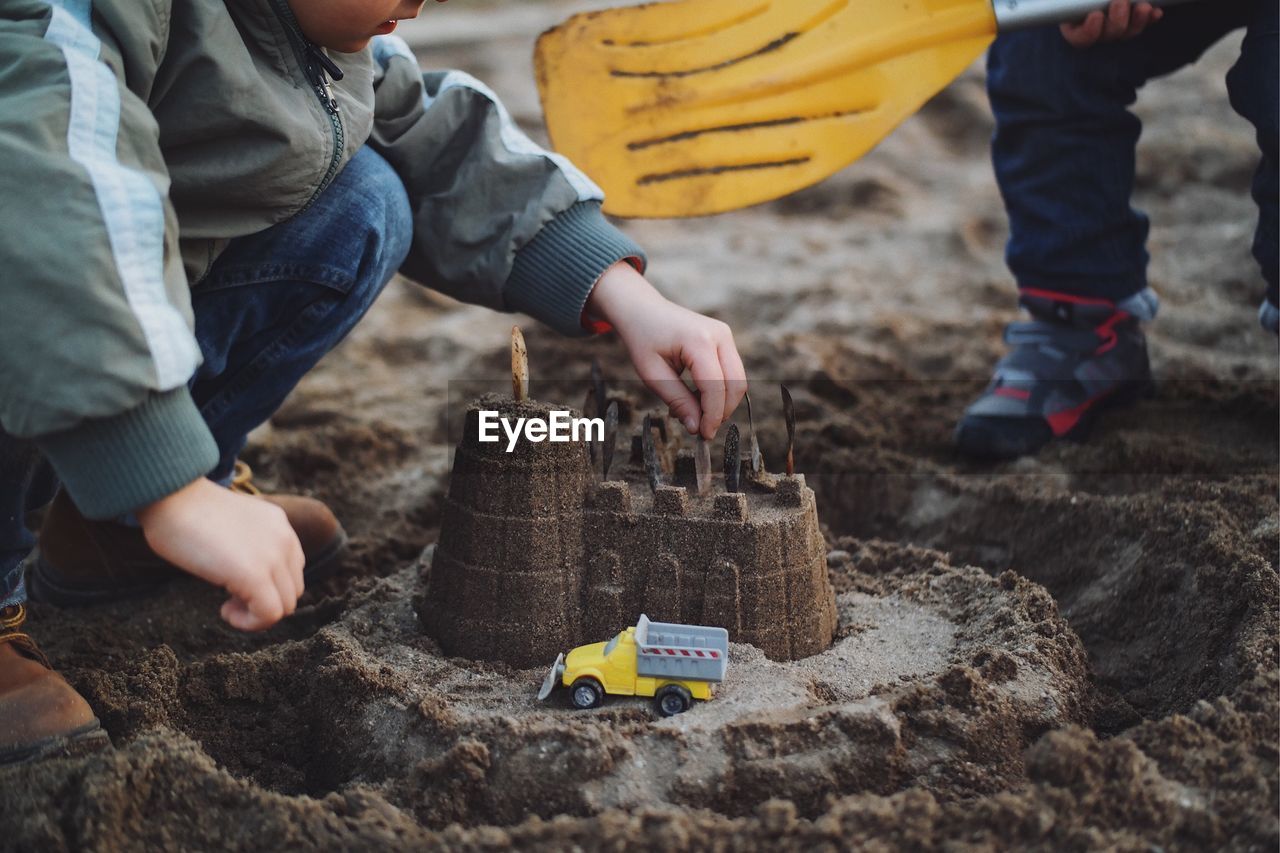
[1062,0,1163,48]
[585,262,747,439]
[136,478,305,632]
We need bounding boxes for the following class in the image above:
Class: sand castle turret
[579,471,835,660]
[422,397,589,666]
[420,393,837,667]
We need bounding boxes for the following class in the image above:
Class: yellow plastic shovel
[536,0,1191,218]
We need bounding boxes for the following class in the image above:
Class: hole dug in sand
[3,395,1096,845]
[15,543,1093,836]
[780,366,1277,726]
[3,349,1271,848]
[374,391,1087,824]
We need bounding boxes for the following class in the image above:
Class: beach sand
[2,4,1275,848]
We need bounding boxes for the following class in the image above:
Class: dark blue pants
[988,0,1278,306]
[0,146,413,608]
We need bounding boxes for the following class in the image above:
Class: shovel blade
[538,652,566,701]
[536,0,995,218]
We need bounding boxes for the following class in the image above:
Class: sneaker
[0,604,109,765]
[1260,299,1278,335]
[955,288,1156,459]
[26,463,348,607]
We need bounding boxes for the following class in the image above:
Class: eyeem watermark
[478,410,604,452]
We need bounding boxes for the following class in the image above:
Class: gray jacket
[0,0,643,518]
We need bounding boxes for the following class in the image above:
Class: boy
[0,0,747,763]
[956,0,1277,459]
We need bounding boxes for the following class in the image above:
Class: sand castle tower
[421,396,589,667]
[420,385,837,667]
[581,474,835,661]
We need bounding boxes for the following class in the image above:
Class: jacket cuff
[505,202,647,338]
[35,388,219,520]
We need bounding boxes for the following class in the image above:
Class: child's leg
[0,431,106,766]
[1224,0,1279,328]
[188,145,413,480]
[0,433,58,609]
[959,4,1262,459]
[23,146,412,605]
[986,2,1255,300]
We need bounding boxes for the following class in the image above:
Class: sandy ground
[2,2,1277,850]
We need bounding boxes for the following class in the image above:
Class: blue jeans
[988,0,1278,306]
[0,145,413,608]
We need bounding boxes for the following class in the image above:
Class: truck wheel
[570,678,604,710]
[655,685,692,717]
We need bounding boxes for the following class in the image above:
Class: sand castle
[419,394,838,668]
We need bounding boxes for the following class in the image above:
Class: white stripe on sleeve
[43,0,199,391]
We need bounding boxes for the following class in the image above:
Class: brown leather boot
[0,604,109,765]
[27,463,347,606]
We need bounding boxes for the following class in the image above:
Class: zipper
[268,0,346,212]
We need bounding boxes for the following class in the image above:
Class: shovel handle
[994,0,1199,32]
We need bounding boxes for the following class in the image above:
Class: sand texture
[1,3,1276,850]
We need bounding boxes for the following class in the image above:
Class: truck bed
[634,615,729,683]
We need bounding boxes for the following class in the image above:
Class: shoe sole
[956,379,1155,460]
[25,528,349,608]
[0,720,111,767]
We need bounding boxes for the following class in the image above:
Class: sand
[1,2,1276,850]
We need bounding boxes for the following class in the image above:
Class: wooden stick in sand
[694,436,712,497]
[602,401,619,481]
[511,326,528,402]
[642,414,662,492]
[583,387,598,466]
[744,390,764,474]
[591,358,607,418]
[781,385,796,477]
[724,423,741,493]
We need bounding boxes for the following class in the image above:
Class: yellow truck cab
[538,615,729,716]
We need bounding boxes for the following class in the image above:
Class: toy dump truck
[538,615,729,716]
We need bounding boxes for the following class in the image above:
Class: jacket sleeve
[367,35,646,338]
[0,4,215,519]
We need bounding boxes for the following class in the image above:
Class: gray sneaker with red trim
[955,288,1157,459]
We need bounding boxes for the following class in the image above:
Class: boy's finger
[285,535,305,602]
[246,584,286,631]
[1125,5,1146,36]
[222,596,267,632]
[688,348,727,439]
[1103,0,1131,40]
[274,562,298,616]
[1126,4,1155,38]
[1062,12,1104,48]
[638,353,702,435]
[285,564,303,608]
